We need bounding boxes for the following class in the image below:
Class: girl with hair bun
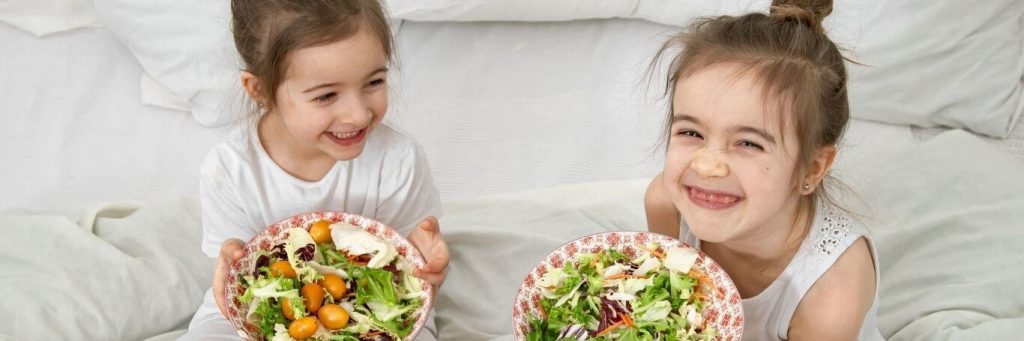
[645,0,884,339]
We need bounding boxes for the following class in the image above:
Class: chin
[687,224,727,243]
[680,210,736,243]
[316,140,366,161]
[329,147,365,161]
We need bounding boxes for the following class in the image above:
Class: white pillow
[93,0,1022,137]
[387,0,637,22]
[386,0,772,22]
[0,0,100,36]
[847,0,1024,138]
[389,0,1024,138]
[93,0,404,127]
[93,0,242,127]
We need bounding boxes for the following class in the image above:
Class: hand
[407,216,449,291]
[213,238,245,319]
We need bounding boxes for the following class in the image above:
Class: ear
[802,144,837,194]
[240,71,263,106]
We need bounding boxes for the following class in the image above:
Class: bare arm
[788,237,877,340]
[645,172,681,238]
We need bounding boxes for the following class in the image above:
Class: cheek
[740,160,791,198]
[281,106,329,138]
[368,91,388,120]
[664,145,690,176]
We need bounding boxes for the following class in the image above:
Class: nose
[333,94,373,127]
[691,147,729,178]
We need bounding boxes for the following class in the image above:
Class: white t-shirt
[199,124,442,256]
[185,124,442,340]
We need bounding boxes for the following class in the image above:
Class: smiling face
[663,63,807,245]
[261,23,389,163]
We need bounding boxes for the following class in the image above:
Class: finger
[413,266,446,276]
[213,257,228,317]
[420,260,444,273]
[427,248,449,272]
[216,294,228,318]
[215,239,244,319]
[221,239,245,261]
[413,269,446,287]
[407,231,431,256]
[417,216,440,233]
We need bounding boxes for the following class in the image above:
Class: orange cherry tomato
[301,282,324,313]
[280,297,295,320]
[269,260,297,279]
[318,274,346,300]
[317,304,350,330]
[288,316,318,339]
[309,220,333,245]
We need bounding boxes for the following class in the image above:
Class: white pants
[179,289,438,341]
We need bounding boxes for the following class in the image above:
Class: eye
[676,130,703,139]
[738,140,764,151]
[367,78,385,88]
[313,93,336,103]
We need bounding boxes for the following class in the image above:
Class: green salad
[236,219,425,341]
[526,242,718,341]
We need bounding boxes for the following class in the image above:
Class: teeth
[690,187,739,204]
[331,131,359,139]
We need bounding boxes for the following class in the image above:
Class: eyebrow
[672,114,777,144]
[301,66,389,94]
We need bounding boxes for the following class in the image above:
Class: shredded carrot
[621,313,635,328]
[362,330,384,337]
[596,321,624,336]
[639,244,666,259]
[689,269,721,299]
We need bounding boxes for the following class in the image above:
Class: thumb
[417,216,440,233]
[222,239,245,261]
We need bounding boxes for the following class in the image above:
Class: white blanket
[0,199,213,340]
[435,179,648,340]
[843,131,1024,340]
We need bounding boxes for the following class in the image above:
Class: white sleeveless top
[678,202,884,341]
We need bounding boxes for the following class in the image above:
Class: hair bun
[770,0,832,33]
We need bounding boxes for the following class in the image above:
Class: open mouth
[686,185,742,210]
[325,128,367,147]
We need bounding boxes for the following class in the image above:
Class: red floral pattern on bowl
[512,231,743,340]
[224,212,433,340]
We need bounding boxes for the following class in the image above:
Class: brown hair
[651,0,850,208]
[231,0,393,110]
